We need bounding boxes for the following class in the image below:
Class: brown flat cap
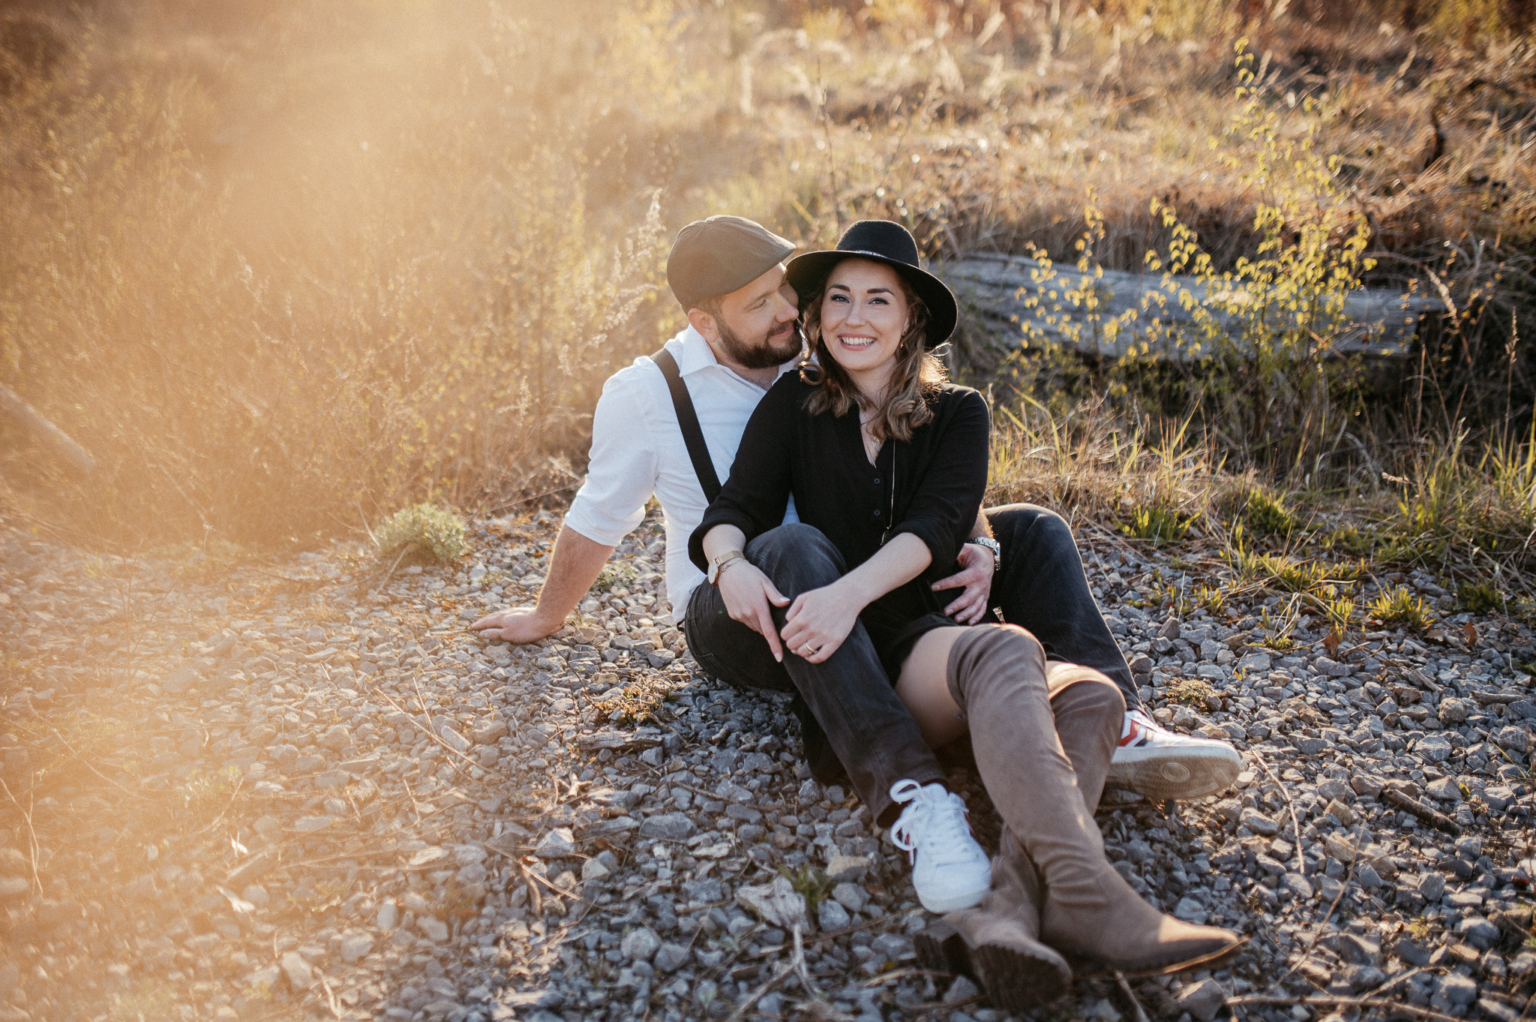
[667,215,795,310]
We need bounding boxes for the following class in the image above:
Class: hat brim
[785,249,958,347]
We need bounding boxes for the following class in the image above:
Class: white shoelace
[888,779,975,866]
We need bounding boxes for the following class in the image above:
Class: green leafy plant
[375,504,468,564]
[591,563,638,594]
[1166,677,1215,707]
[1458,579,1505,615]
[1124,503,1192,544]
[1241,489,1301,539]
[1368,587,1435,632]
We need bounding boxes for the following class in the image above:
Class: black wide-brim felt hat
[785,219,958,347]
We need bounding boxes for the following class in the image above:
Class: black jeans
[983,504,1139,710]
[683,523,947,827]
[683,509,1137,824]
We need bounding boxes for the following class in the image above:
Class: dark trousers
[683,523,947,827]
[984,504,1138,709]
[682,508,1136,825]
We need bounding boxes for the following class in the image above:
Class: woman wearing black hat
[690,221,1238,1010]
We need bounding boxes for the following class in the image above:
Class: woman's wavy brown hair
[796,266,947,443]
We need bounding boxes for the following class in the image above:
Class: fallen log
[0,382,95,475]
[941,252,1443,363]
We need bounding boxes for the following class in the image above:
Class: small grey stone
[1458,915,1501,950]
[161,666,201,695]
[280,950,314,991]
[1441,973,1479,1007]
[376,900,398,929]
[654,942,691,972]
[1438,697,1470,724]
[831,882,866,913]
[1177,978,1227,1022]
[944,975,981,1003]
[621,926,661,961]
[1282,873,1312,899]
[417,916,449,943]
[1426,776,1462,802]
[340,932,374,963]
[872,933,914,961]
[1418,873,1446,902]
[638,813,694,841]
[1342,965,1386,992]
[1509,950,1536,976]
[1417,734,1453,763]
[817,898,851,931]
[534,828,577,859]
[1239,808,1279,836]
[1357,864,1383,888]
[472,720,509,745]
[438,725,471,754]
[318,724,352,751]
[1322,932,1381,967]
[825,855,871,883]
[1394,936,1433,966]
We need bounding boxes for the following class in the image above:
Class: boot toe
[1127,918,1243,975]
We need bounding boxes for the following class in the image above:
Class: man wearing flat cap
[473,215,1240,802]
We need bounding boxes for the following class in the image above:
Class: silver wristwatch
[967,537,1002,572]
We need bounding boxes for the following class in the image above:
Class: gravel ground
[4,510,1536,1022]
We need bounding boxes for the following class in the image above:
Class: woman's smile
[819,258,909,390]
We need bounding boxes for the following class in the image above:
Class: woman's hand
[780,580,863,664]
[717,561,792,662]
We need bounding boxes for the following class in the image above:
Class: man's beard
[717,318,802,370]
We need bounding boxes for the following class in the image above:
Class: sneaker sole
[915,883,991,914]
[1107,747,1241,801]
[971,941,1071,1012]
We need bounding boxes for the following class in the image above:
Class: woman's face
[818,258,909,381]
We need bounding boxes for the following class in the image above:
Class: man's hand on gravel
[470,607,560,643]
[717,561,791,662]
[930,541,994,624]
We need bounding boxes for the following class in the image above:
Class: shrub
[374,504,467,564]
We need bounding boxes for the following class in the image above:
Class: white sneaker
[889,779,992,914]
[1108,708,1242,801]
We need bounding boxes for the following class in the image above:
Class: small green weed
[1195,586,1226,614]
[1368,587,1435,632]
[1324,525,1375,557]
[1242,489,1301,538]
[1124,504,1191,544]
[1458,580,1505,615]
[592,563,638,594]
[1166,677,1216,707]
[375,504,468,564]
[1318,585,1356,636]
[1242,553,1326,593]
[779,863,832,914]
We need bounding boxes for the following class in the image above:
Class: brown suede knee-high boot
[946,625,1240,974]
[916,664,1124,1008]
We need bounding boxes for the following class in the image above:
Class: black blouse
[688,373,991,678]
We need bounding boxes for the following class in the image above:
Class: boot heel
[913,918,973,978]
[971,942,1070,1012]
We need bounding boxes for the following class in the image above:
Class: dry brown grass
[0,0,1531,557]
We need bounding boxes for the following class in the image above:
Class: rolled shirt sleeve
[887,390,991,577]
[564,373,655,546]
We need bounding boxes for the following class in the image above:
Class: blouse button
[872,477,881,484]
[873,510,882,518]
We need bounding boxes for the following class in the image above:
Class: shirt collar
[675,323,802,385]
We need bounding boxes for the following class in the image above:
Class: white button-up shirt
[565,325,799,621]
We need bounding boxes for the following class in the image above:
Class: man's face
[701,264,802,370]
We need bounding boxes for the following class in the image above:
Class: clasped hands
[716,541,994,664]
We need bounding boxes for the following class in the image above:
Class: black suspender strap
[650,348,722,504]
